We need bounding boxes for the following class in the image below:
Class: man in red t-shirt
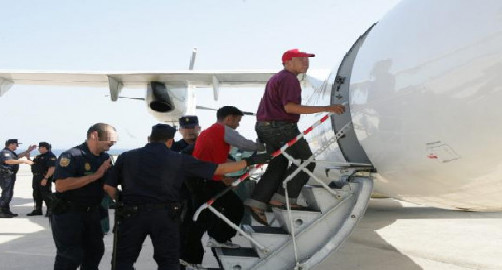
[244,48,345,226]
[181,106,265,265]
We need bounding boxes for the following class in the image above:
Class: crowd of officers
[0,48,346,270]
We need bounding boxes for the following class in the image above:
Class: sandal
[248,206,269,226]
[268,200,283,207]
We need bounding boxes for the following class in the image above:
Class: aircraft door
[331,25,375,166]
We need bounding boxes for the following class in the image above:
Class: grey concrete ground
[1,166,501,269]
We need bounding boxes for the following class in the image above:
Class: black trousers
[180,178,244,264]
[115,207,180,270]
[246,121,316,210]
[0,173,16,211]
[32,174,52,211]
[50,207,104,270]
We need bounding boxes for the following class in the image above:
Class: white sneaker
[206,238,240,249]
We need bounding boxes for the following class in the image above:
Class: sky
[0,0,401,152]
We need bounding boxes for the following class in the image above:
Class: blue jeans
[245,121,315,210]
[0,173,16,211]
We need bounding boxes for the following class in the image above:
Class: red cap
[282,48,315,63]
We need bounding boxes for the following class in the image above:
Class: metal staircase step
[302,184,354,213]
[248,226,289,258]
[247,177,373,269]
[211,177,374,269]
[251,225,288,234]
[248,210,281,227]
[271,207,321,234]
[213,247,260,270]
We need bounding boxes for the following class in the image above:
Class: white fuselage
[310,0,502,211]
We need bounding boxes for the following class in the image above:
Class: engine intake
[148,81,174,113]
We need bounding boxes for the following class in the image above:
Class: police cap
[5,139,21,147]
[179,115,199,128]
[38,142,51,150]
[150,124,176,140]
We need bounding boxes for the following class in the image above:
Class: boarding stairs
[212,167,373,270]
[192,114,374,270]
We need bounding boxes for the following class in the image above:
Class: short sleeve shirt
[256,69,302,123]
[31,151,57,175]
[105,143,217,204]
[0,148,19,174]
[192,123,230,181]
[53,143,110,206]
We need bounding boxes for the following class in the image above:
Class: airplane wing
[0,70,276,100]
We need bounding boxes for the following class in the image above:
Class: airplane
[0,0,500,212]
[1,0,501,268]
[304,0,502,212]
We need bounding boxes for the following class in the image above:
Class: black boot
[27,209,43,216]
[0,209,14,218]
[4,208,17,217]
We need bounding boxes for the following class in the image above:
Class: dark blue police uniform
[50,142,110,270]
[171,139,190,153]
[172,115,199,153]
[106,142,217,270]
[0,147,19,214]
[30,150,57,214]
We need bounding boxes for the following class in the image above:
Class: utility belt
[116,202,182,220]
[0,167,13,177]
[46,194,100,214]
[67,203,100,212]
[32,173,49,178]
[257,120,296,128]
[32,173,51,181]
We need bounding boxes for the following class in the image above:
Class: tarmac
[1,165,501,270]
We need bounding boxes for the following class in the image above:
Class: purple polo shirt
[256,69,301,123]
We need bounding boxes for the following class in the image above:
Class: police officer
[171,115,200,266]
[103,124,268,270]
[171,115,200,153]
[28,142,57,217]
[50,123,117,270]
[0,139,36,218]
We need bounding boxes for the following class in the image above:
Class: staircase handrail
[281,121,352,268]
[193,113,335,222]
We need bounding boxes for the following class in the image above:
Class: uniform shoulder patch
[59,157,71,167]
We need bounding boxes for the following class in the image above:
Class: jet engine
[147,81,174,113]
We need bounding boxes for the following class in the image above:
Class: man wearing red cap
[244,48,346,225]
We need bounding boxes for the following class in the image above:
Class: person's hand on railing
[221,177,235,186]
